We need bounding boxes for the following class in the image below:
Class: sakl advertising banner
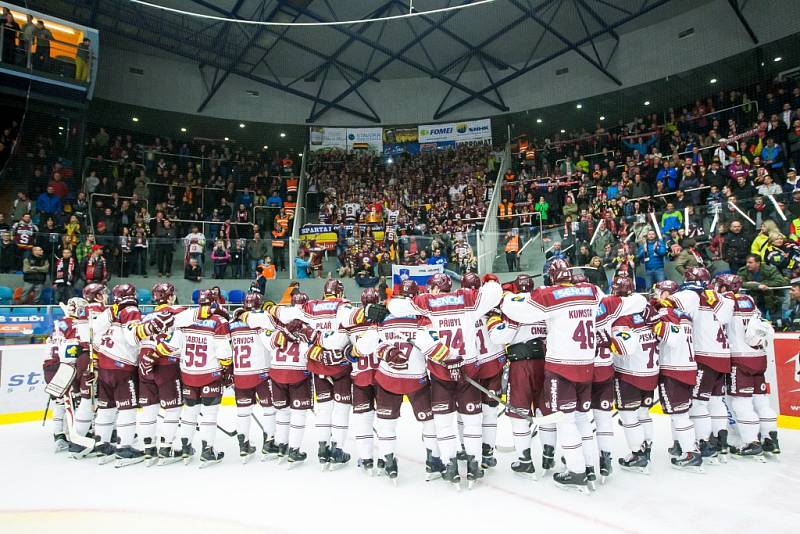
[309,127,347,151]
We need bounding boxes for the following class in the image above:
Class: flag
[392,264,443,293]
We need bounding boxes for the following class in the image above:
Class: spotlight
[710,78,717,84]
[132,117,139,122]
[180,127,187,133]
[239,123,245,128]
[280,132,286,138]
[576,104,582,109]
[644,101,650,106]
[774,56,782,62]
[599,116,605,121]
[536,118,542,124]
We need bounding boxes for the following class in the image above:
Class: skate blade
[389,476,398,487]
[144,458,159,467]
[240,454,253,465]
[97,455,116,466]
[619,465,650,475]
[199,459,222,469]
[587,480,597,492]
[115,457,145,468]
[467,479,477,490]
[425,472,442,482]
[600,475,609,485]
[703,456,720,466]
[513,471,538,481]
[55,446,70,454]
[182,457,193,466]
[328,462,349,471]
[261,453,280,462]
[287,460,305,469]
[765,452,781,461]
[157,457,182,466]
[670,464,706,474]
[73,448,97,460]
[319,462,330,472]
[554,482,590,495]
[718,453,729,464]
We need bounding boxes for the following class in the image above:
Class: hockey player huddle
[41,259,781,492]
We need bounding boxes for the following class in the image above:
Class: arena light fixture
[644,101,650,106]
[576,104,582,109]
[239,123,246,128]
[280,132,287,138]
[299,153,304,157]
[58,126,64,130]
[774,56,782,62]
[599,116,605,121]
[263,145,268,150]
[560,129,566,133]
[132,117,139,122]
[387,157,394,164]
[180,127,187,132]
[536,118,542,123]
[710,78,717,84]
[224,137,229,141]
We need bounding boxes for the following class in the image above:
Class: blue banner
[0,312,55,337]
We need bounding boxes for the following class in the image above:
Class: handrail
[289,145,309,279]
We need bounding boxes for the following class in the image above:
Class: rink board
[2,336,800,428]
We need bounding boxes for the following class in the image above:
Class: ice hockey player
[487,274,549,479]
[714,274,779,459]
[43,297,88,452]
[155,289,232,467]
[386,272,503,488]
[501,259,605,492]
[649,280,704,472]
[136,283,183,465]
[664,267,734,463]
[359,279,444,481]
[230,291,277,462]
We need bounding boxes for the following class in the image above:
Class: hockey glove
[365,303,390,323]
[319,349,346,367]
[139,350,156,377]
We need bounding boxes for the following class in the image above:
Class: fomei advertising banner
[346,128,383,153]
[417,118,492,145]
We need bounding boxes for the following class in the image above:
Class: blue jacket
[267,195,283,207]
[427,256,447,268]
[761,145,784,169]
[36,192,62,215]
[656,168,678,191]
[637,239,667,271]
[622,134,657,155]
[294,257,310,278]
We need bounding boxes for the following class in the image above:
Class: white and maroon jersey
[609,312,660,391]
[93,306,143,371]
[502,282,605,383]
[669,289,734,373]
[49,316,84,362]
[474,314,507,375]
[245,307,309,384]
[230,318,273,389]
[356,314,432,395]
[488,315,547,346]
[724,292,767,374]
[387,281,502,381]
[327,303,377,388]
[656,308,696,385]
[79,302,107,348]
[595,294,647,383]
[139,305,185,366]
[12,221,37,249]
[157,308,231,387]
[300,298,352,377]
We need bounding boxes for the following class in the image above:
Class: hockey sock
[708,396,729,436]
[537,408,557,449]
[236,405,253,439]
[730,396,760,444]
[556,411,584,474]
[116,409,137,447]
[375,417,398,458]
[433,412,459,463]
[51,399,66,436]
[176,404,201,447]
[421,420,439,457]
[261,406,277,438]
[314,400,333,444]
[331,401,350,446]
[73,398,95,438]
[594,409,614,454]
[689,400,711,441]
[199,404,220,448]
[575,411,597,467]
[457,413,465,443]
[752,394,778,435]
[637,406,653,444]
[137,404,159,447]
[510,417,532,459]
[460,413,483,458]
[288,409,307,449]
[352,410,374,461]
[481,403,498,449]
[95,408,117,443]
[275,408,290,445]
[160,407,181,447]
[671,412,697,453]
[619,410,645,452]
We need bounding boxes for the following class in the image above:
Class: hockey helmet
[111,284,137,307]
[714,274,742,294]
[683,266,711,285]
[360,287,381,306]
[292,292,310,306]
[151,283,175,305]
[548,258,573,285]
[399,279,420,298]
[243,292,264,311]
[611,275,635,297]
[428,273,452,293]
[514,274,534,293]
[82,283,107,303]
[323,279,344,298]
[460,272,482,290]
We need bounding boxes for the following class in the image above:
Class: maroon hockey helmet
[548,258,573,285]
[611,275,635,296]
[323,278,345,298]
[197,289,215,306]
[571,273,588,284]
[428,273,452,293]
[653,280,679,296]
[82,283,107,303]
[151,283,175,305]
[399,279,419,298]
[360,287,381,306]
[683,266,711,285]
[714,274,742,293]
[460,272,482,290]
[112,284,137,307]
[514,274,534,293]
[292,292,310,306]
[243,292,264,311]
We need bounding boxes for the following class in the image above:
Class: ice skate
[699,439,720,465]
[383,454,398,486]
[143,438,158,467]
[317,442,331,471]
[585,466,597,491]
[199,441,224,468]
[54,433,70,454]
[481,443,497,469]
[357,458,375,476]
[238,434,256,464]
[541,444,555,471]
[668,440,682,458]
[642,440,652,461]
[95,442,117,465]
[670,451,705,474]
[115,446,145,468]
[442,458,461,489]
[276,443,288,463]
[599,451,613,484]
[328,443,350,470]
[553,470,590,494]
[287,447,307,468]
[510,448,537,480]
[179,437,195,465]
[156,446,182,466]
[261,435,280,461]
[466,454,483,489]
[425,449,445,481]
[618,449,650,474]
[715,430,729,463]
[762,431,781,457]
[730,441,766,462]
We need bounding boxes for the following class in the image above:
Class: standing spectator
[18,246,49,304]
[184,257,202,282]
[247,232,269,277]
[79,244,108,289]
[0,230,15,273]
[36,185,62,223]
[2,9,20,65]
[131,225,148,276]
[184,224,206,269]
[503,230,521,271]
[271,220,287,272]
[155,219,176,277]
[674,238,704,275]
[11,212,37,269]
[118,227,132,277]
[11,191,33,222]
[75,37,91,81]
[660,203,683,234]
[211,239,230,279]
[738,254,789,318]
[33,20,52,71]
[52,248,77,304]
[761,137,784,176]
[294,248,311,279]
[20,13,36,64]
[637,229,667,288]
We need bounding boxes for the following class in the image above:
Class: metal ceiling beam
[434,0,671,119]
[727,0,758,44]
[287,0,508,123]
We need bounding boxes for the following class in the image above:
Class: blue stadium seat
[192,289,200,304]
[137,288,152,305]
[0,286,13,304]
[0,307,12,315]
[228,290,245,304]
[40,287,54,305]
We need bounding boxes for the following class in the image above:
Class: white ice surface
[1,405,799,534]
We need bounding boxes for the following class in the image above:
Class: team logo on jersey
[596,302,607,317]
[193,319,217,328]
[553,286,594,299]
[510,295,526,302]
[670,325,680,334]
[737,298,753,309]
[632,314,644,325]
[615,331,632,341]
[429,295,465,308]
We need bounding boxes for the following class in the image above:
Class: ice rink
[1,405,798,534]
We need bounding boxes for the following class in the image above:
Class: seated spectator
[674,238,703,274]
[211,286,226,304]
[267,190,282,208]
[184,257,202,282]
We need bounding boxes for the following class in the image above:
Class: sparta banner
[299,223,385,250]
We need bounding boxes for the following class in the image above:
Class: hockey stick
[217,424,237,437]
[42,397,51,426]
[463,375,563,426]
[251,413,265,433]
